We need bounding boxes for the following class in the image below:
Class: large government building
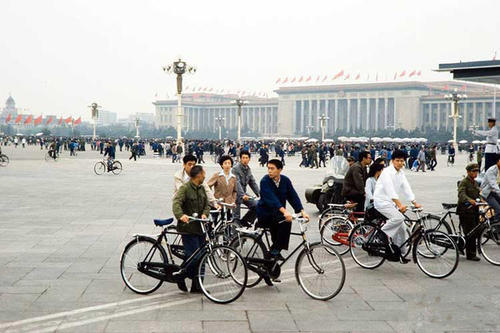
[153,81,499,136]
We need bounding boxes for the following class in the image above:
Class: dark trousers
[181,234,206,279]
[486,192,500,222]
[458,213,480,258]
[257,215,292,251]
[233,198,257,224]
[429,158,437,171]
[129,152,137,161]
[346,194,365,212]
[485,153,496,172]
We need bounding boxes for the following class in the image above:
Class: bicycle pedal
[272,278,281,283]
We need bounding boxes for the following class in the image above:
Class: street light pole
[215,115,224,140]
[445,89,467,148]
[88,103,100,140]
[232,98,247,144]
[318,114,330,142]
[135,117,140,138]
[163,58,196,145]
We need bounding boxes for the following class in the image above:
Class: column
[375,98,379,131]
[347,99,351,133]
[356,98,361,130]
[334,99,339,131]
[300,103,305,133]
[473,102,477,126]
[384,98,388,129]
[482,102,486,129]
[393,98,397,128]
[324,100,329,133]
[436,104,440,130]
[366,98,371,131]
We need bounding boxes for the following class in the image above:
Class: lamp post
[445,88,467,148]
[215,115,224,140]
[88,102,100,140]
[135,117,140,138]
[163,58,196,145]
[318,114,330,142]
[232,98,247,144]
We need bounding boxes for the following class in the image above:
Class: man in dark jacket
[172,165,210,292]
[232,150,260,226]
[104,142,116,171]
[457,163,482,261]
[341,151,371,211]
[257,159,309,260]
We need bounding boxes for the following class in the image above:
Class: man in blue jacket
[257,159,309,260]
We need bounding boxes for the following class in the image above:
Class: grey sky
[1,0,498,120]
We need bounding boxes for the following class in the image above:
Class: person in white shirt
[364,163,385,212]
[473,118,498,171]
[373,150,422,260]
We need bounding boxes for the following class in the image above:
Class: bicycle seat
[153,218,174,226]
[441,203,457,210]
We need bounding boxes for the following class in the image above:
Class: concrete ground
[0,144,499,333]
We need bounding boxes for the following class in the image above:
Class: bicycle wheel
[295,242,345,300]
[44,153,51,162]
[112,161,123,175]
[120,236,166,294]
[349,222,385,269]
[419,214,452,234]
[94,162,105,175]
[0,155,8,167]
[317,207,334,231]
[480,223,500,265]
[229,234,265,287]
[320,216,353,255]
[198,245,247,304]
[414,230,458,279]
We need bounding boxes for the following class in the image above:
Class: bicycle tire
[229,234,265,288]
[0,155,8,167]
[295,242,345,301]
[480,223,500,266]
[413,230,458,279]
[94,162,105,175]
[349,222,385,269]
[120,236,166,294]
[198,245,247,304]
[320,216,353,255]
[112,161,123,175]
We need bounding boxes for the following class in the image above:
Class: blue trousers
[181,234,206,279]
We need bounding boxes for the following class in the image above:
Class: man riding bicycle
[373,149,422,263]
[104,142,116,171]
[48,140,57,160]
[256,159,309,261]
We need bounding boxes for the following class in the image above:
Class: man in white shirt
[473,118,498,171]
[373,150,421,261]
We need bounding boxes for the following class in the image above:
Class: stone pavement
[0,145,499,332]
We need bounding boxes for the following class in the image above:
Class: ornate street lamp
[318,114,330,142]
[231,98,248,144]
[445,88,467,147]
[88,102,101,140]
[163,58,196,144]
[215,115,225,140]
[135,117,140,138]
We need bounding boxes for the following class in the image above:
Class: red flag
[34,115,43,126]
[74,117,82,125]
[409,70,416,77]
[399,70,406,77]
[344,73,350,80]
[24,115,33,125]
[46,116,53,125]
[65,116,72,124]
[275,78,281,84]
[282,77,288,83]
[333,70,344,80]
[291,77,296,83]
[355,73,360,80]
[316,75,320,82]
[417,70,421,76]
[298,76,303,82]
[444,84,449,91]
[58,117,63,125]
[15,115,22,124]
[306,76,311,82]
[5,113,11,124]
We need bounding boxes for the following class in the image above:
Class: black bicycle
[431,202,500,265]
[94,159,122,175]
[120,214,248,304]
[0,153,9,167]
[349,206,459,279]
[45,151,59,162]
[230,215,345,300]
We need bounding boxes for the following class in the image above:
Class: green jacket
[457,176,480,215]
[173,181,210,235]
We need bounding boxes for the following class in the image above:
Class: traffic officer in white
[473,118,499,171]
[373,150,422,261]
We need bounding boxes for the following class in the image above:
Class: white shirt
[219,170,235,185]
[474,126,499,153]
[373,164,415,207]
[364,177,377,209]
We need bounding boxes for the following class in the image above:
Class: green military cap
[466,163,479,172]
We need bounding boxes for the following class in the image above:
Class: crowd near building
[153,81,500,136]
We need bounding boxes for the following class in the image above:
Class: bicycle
[120,214,248,304]
[447,154,455,167]
[320,203,363,255]
[430,202,500,265]
[230,215,345,300]
[45,151,59,162]
[0,154,9,167]
[349,206,459,279]
[94,159,122,175]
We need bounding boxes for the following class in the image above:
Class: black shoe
[467,256,481,262]
[190,280,202,293]
[399,257,411,264]
[176,279,188,292]
[263,275,274,286]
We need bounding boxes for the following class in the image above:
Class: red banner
[46,116,53,125]
[34,115,43,126]
[58,117,63,125]
[24,115,33,125]
[74,117,81,125]
[5,113,11,124]
[65,116,72,124]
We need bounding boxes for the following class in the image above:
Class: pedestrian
[473,118,498,171]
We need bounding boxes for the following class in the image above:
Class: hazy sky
[1,0,499,120]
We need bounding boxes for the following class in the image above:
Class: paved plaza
[1,145,500,332]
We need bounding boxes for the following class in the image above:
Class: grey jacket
[232,162,260,200]
[480,164,500,198]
